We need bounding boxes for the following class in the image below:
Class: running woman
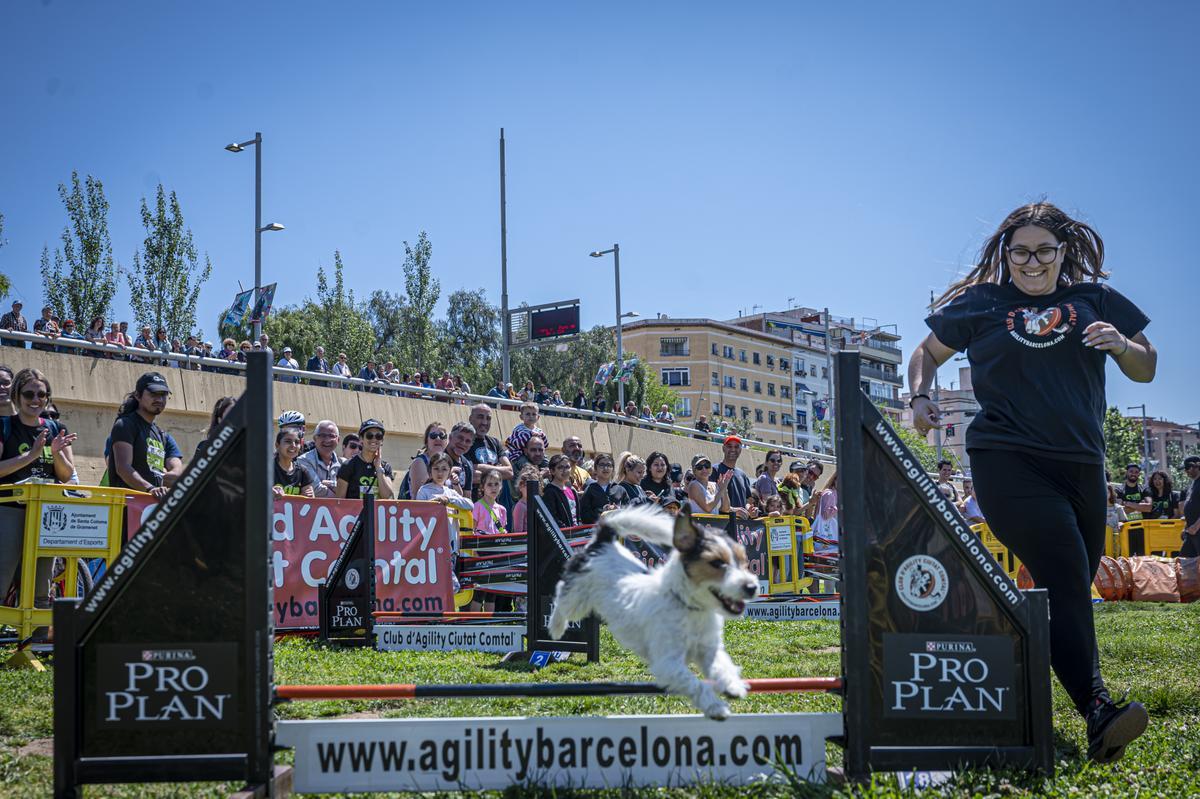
[908,201,1156,763]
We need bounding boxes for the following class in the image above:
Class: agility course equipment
[52,351,1054,796]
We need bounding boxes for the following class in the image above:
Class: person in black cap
[335,419,394,499]
[107,371,183,497]
[1181,456,1200,557]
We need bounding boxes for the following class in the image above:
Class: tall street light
[225,132,284,340]
[590,244,626,409]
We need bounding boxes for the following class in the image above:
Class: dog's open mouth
[710,588,747,616]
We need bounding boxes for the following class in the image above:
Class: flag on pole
[814,400,828,421]
[616,357,638,383]
[799,312,823,324]
[249,283,277,324]
[593,362,615,386]
[220,288,255,330]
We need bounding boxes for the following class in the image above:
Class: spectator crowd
[0,298,754,443]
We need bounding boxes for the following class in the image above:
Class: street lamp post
[225,132,284,340]
[590,244,625,409]
[1127,403,1151,471]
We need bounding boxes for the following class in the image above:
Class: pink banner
[126,495,455,629]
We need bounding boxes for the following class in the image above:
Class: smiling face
[17,378,49,419]
[672,514,758,616]
[1006,225,1064,297]
[277,430,302,460]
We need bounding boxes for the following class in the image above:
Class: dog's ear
[672,512,699,552]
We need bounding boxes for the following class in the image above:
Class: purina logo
[141,648,197,662]
[926,641,976,654]
[43,505,68,532]
[894,555,949,612]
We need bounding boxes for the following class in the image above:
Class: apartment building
[1126,416,1200,474]
[619,318,801,447]
[729,308,905,451]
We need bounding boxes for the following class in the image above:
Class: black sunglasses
[346,442,362,450]
[428,431,447,440]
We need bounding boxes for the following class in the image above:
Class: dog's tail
[595,504,675,547]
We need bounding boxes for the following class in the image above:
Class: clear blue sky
[1,1,1194,423]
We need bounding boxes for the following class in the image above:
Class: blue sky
[0,1,1194,424]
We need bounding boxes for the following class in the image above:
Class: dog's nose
[742,582,757,598]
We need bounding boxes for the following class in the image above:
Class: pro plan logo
[1005,303,1077,349]
[895,555,949,612]
[42,504,68,532]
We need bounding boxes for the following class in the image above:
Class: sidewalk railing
[0,328,834,461]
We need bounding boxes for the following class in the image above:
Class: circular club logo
[894,555,949,612]
[344,568,361,591]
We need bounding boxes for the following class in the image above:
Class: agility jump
[52,352,1053,796]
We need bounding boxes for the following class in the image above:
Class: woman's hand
[911,397,942,435]
[1083,321,1128,355]
[50,430,77,455]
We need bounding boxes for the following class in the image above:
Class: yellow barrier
[0,483,133,639]
[1118,519,1186,557]
[970,522,1023,582]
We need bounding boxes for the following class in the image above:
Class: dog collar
[669,588,703,612]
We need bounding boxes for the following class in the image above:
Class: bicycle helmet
[278,410,306,429]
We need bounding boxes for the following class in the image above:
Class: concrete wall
[13,349,743,486]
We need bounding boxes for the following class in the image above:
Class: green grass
[2,602,1199,797]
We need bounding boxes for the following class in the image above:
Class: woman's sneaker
[1086,695,1148,763]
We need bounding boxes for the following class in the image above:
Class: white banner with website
[278,712,841,792]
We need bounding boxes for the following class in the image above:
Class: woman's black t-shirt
[2,416,65,482]
[609,480,650,508]
[578,481,611,524]
[1146,490,1179,520]
[274,457,314,496]
[641,476,671,500]
[337,456,379,499]
[925,282,1148,464]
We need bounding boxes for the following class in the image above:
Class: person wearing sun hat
[686,452,730,515]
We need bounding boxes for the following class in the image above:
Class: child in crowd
[472,470,508,535]
[762,494,784,517]
[542,454,579,529]
[416,452,472,593]
[813,471,839,553]
[510,464,541,533]
[504,401,549,462]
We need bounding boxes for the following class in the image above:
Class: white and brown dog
[548,505,758,719]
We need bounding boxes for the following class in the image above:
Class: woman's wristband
[908,393,930,408]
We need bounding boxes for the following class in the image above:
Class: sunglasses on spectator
[346,442,362,451]
[427,431,447,440]
[40,410,60,420]
[21,390,49,400]
[363,432,385,441]
[767,458,783,464]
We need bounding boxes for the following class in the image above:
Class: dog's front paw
[703,699,731,721]
[720,679,750,699]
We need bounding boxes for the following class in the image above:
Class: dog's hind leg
[648,654,731,720]
[547,580,589,640]
[699,645,749,699]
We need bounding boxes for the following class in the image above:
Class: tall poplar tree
[41,171,119,323]
[126,185,212,339]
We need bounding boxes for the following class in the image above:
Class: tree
[125,186,212,339]
[1103,406,1142,479]
[510,325,616,402]
[1166,437,1200,490]
[261,252,374,368]
[438,288,501,389]
[365,289,406,363]
[41,172,118,324]
[399,232,440,371]
[893,419,943,473]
